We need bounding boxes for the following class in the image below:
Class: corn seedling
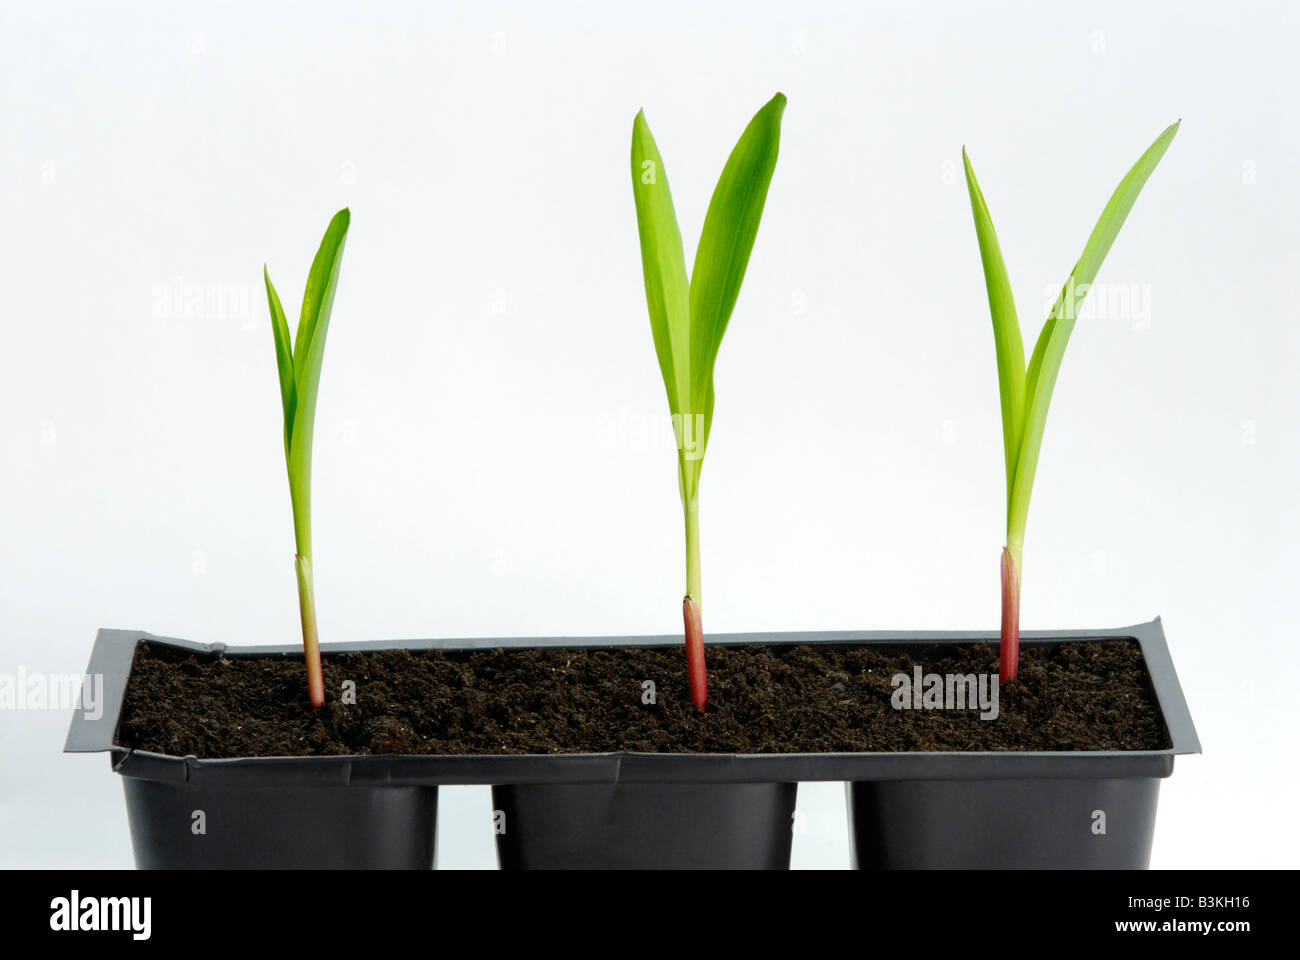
[262,209,350,708]
[963,123,1178,681]
[630,93,786,710]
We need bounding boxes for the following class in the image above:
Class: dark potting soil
[116,639,1170,758]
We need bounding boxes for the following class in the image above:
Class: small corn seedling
[262,209,350,707]
[963,123,1178,681]
[630,93,786,710]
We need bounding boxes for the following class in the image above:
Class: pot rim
[64,618,1199,785]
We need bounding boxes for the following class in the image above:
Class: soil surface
[116,639,1170,757]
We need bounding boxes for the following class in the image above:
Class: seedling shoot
[630,94,786,710]
[962,123,1178,681]
[262,209,351,708]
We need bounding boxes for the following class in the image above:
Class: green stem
[684,496,701,604]
[1005,532,1023,582]
[295,554,325,708]
[291,486,312,562]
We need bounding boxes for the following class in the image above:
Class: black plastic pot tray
[65,618,1199,786]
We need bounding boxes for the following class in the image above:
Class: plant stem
[295,554,325,708]
[683,496,706,710]
[1000,544,1021,683]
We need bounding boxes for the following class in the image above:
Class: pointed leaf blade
[292,208,352,386]
[963,147,1026,508]
[1010,122,1180,538]
[631,110,691,418]
[687,92,786,459]
[1026,121,1181,407]
[264,266,297,456]
[287,208,351,555]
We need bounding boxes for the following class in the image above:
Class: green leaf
[631,110,691,420]
[963,147,1026,512]
[263,266,296,456]
[1006,121,1179,541]
[1055,121,1181,311]
[292,209,351,388]
[286,208,350,556]
[262,209,350,557]
[688,92,786,462]
[630,94,785,512]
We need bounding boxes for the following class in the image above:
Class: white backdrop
[2,0,1296,868]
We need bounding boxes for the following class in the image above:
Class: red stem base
[295,554,325,709]
[683,595,707,711]
[1000,547,1020,683]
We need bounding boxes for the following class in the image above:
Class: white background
[2,1,1296,869]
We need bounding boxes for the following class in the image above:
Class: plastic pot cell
[493,781,796,869]
[845,620,1199,869]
